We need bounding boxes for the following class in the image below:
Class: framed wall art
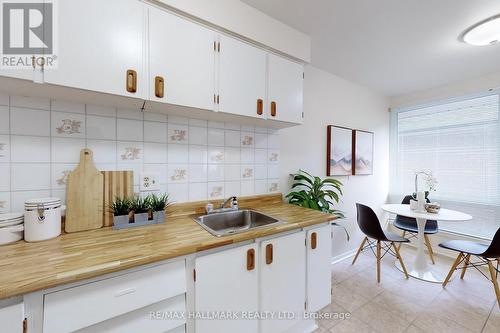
[353,129,374,175]
[326,125,353,176]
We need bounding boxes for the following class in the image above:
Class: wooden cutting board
[65,149,104,233]
[102,171,134,227]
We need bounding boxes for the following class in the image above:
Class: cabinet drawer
[43,260,186,333]
[76,294,186,333]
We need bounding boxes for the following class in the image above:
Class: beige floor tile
[404,325,425,333]
[331,249,495,333]
[371,290,425,322]
[427,290,492,332]
[412,309,474,333]
[353,300,411,333]
[331,283,371,312]
[329,316,378,333]
[317,302,352,329]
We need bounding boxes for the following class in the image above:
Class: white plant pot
[134,212,149,223]
[153,211,166,224]
[113,215,129,225]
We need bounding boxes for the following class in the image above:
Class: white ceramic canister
[24,198,62,242]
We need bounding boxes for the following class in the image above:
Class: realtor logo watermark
[1,0,57,69]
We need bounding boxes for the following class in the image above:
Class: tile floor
[315,246,500,333]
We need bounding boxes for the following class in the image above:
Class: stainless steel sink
[194,210,282,237]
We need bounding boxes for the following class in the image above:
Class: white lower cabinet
[0,302,24,333]
[195,243,259,333]
[260,231,306,333]
[306,225,333,312]
[43,260,186,333]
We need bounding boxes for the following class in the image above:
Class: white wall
[280,66,390,259]
[156,0,311,62]
[391,70,500,109]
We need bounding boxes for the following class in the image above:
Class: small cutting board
[102,171,134,227]
[65,149,104,233]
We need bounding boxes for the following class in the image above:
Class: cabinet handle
[126,69,137,93]
[247,248,255,270]
[270,101,277,117]
[155,76,164,98]
[311,232,317,250]
[266,244,273,265]
[257,99,263,115]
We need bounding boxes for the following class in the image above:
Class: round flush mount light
[460,14,500,46]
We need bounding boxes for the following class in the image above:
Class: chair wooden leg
[352,237,368,265]
[397,231,406,252]
[393,242,409,279]
[376,240,381,283]
[443,252,463,287]
[424,234,436,265]
[460,254,471,279]
[487,261,500,309]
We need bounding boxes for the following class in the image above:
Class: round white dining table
[381,204,472,283]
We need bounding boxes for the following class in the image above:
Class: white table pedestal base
[395,216,445,283]
[394,261,445,283]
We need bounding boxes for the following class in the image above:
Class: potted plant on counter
[130,196,149,223]
[286,169,349,241]
[111,197,131,226]
[147,193,171,224]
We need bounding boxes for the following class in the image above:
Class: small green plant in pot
[286,170,349,241]
[111,197,131,225]
[130,196,150,223]
[147,193,171,224]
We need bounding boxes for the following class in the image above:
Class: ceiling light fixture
[460,14,500,46]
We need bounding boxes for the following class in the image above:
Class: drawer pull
[311,232,317,250]
[266,244,273,265]
[270,101,277,117]
[247,248,255,270]
[114,287,137,297]
[126,69,137,93]
[257,99,263,115]
[155,76,164,98]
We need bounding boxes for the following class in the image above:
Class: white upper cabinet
[43,0,146,99]
[267,53,304,124]
[217,35,267,119]
[195,243,259,333]
[260,231,306,333]
[306,224,332,312]
[148,6,215,110]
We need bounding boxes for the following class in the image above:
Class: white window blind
[391,93,500,239]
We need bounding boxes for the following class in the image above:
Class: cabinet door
[218,35,266,118]
[195,243,259,333]
[149,7,215,110]
[43,0,145,98]
[0,302,23,333]
[260,231,306,333]
[306,225,332,312]
[267,53,303,124]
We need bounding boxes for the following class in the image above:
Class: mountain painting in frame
[353,129,374,175]
[327,125,353,176]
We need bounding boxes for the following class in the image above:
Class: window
[390,92,500,239]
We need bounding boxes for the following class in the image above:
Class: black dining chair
[394,195,438,264]
[352,203,410,283]
[440,227,500,308]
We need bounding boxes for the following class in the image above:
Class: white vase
[417,191,426,212]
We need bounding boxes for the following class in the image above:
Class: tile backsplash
[0,93,281,213]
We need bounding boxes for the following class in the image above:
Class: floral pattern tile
[120,147,142,161]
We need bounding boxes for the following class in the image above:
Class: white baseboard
[331,249,357,265]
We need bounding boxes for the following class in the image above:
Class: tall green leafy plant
[286,170,349,240]
[286,170,344,216]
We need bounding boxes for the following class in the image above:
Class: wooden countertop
[0,194,335,300]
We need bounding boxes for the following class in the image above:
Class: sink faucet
[206,196,238,214]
